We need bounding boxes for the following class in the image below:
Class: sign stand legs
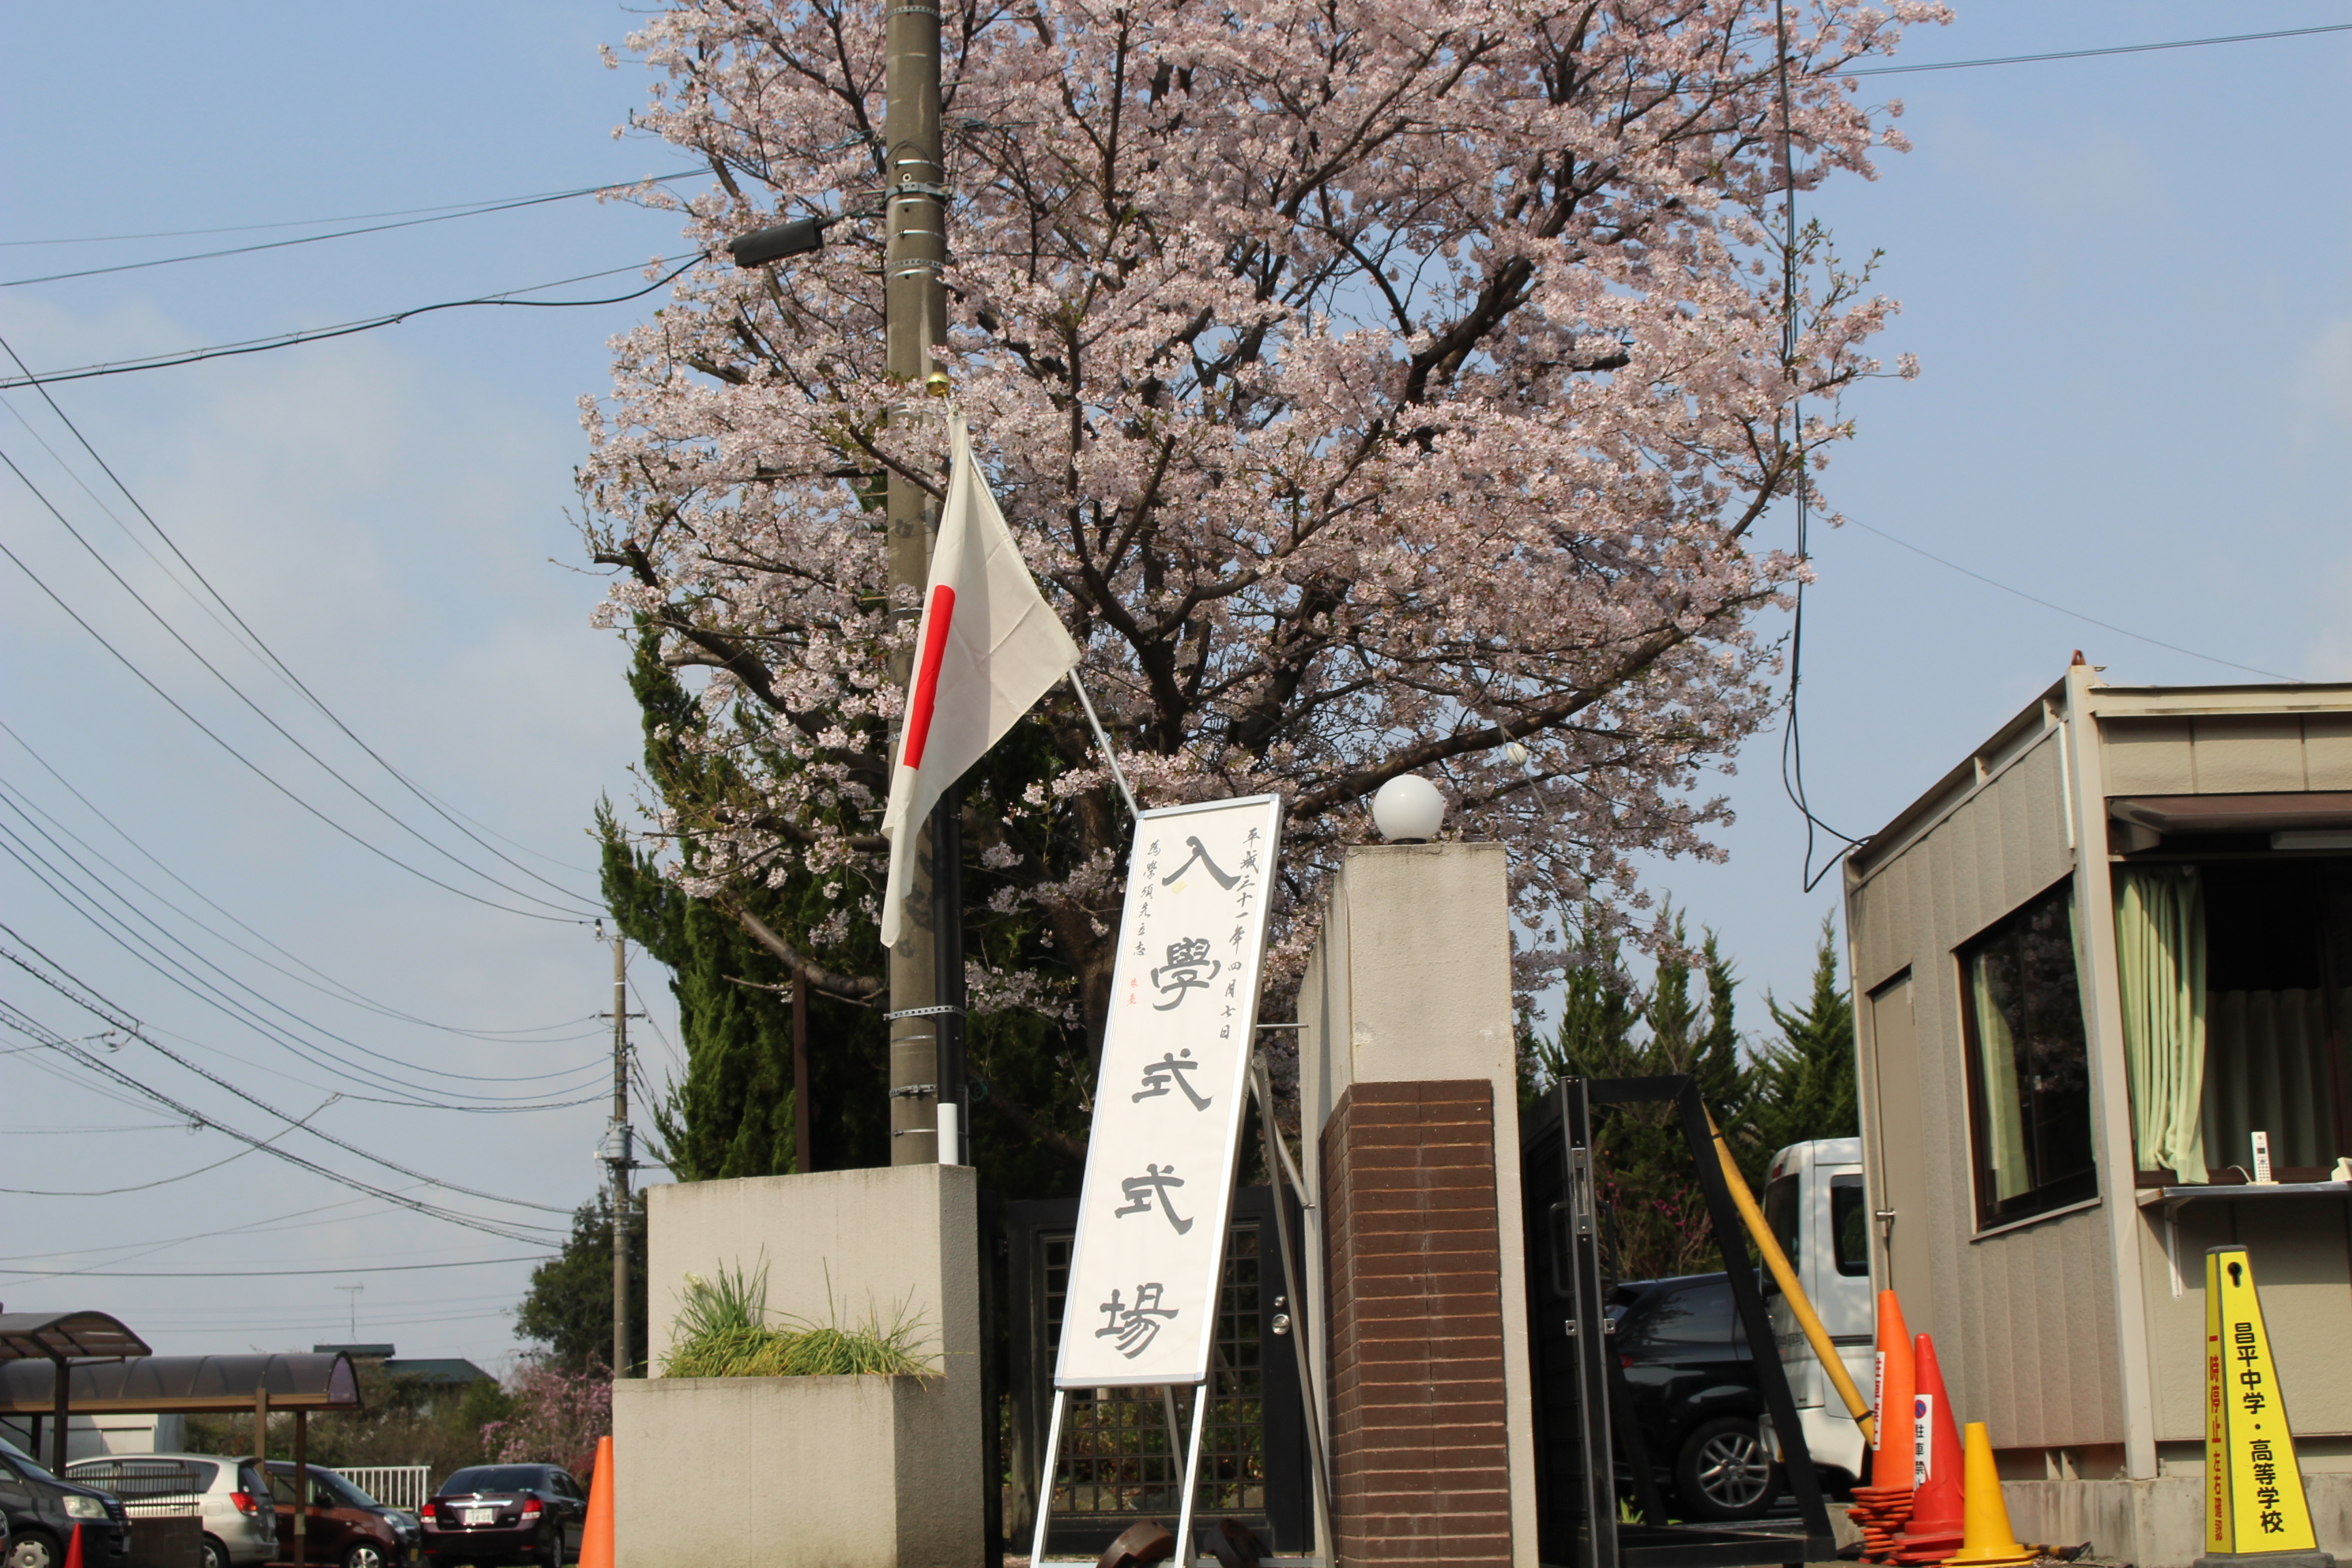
[1172,1381,1209,1567]
[1028,1388,1066,1564]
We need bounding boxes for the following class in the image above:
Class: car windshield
[321,1471,378,1507]
[440,1467,544,1494]
[0,1435,63,1483]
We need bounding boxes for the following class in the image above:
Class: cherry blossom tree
[583,0,1942,1092]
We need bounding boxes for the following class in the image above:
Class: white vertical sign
[1054,794,1284,1389]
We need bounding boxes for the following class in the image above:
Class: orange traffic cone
[1946,1422,2033,1567]
[578,1435,615,1568]
[62,1524,84,1568]
[1891,1335,1966,1565]
[1848,1292,1918,1561]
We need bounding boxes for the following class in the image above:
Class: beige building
[1843,662,2352,1565]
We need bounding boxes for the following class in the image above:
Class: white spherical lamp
[1371,774,1447,843]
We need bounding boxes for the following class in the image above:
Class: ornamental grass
[660,1259,934,1379]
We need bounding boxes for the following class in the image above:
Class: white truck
[1754,1137,1878,1490]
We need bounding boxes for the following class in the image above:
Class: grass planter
[612,1372,965,1568]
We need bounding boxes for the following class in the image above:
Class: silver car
[64,1455,276,1568]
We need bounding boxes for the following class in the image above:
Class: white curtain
[2114,867,2207,1184]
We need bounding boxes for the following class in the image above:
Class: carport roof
[0,1311,151,1361]
[0,1352,361,1415]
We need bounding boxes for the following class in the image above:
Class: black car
[1610,1273,1782,1522]
[0,1437,132,1568]
[419,1467,584,1568]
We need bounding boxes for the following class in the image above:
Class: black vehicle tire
[536,1529,561,1568]
[1673,1416,1782,1522]
[8,1530,63,1568]
[198,1538,229,1568]
[344,1544,389,1568]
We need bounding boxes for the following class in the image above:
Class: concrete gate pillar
[1297,842,1537,1568]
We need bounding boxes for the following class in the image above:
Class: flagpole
[1068,669,1141,820]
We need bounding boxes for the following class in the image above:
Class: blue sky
[2,3,2348,1365]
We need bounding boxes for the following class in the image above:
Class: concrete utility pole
[882,0,959,1167]
[605,934,634,1374]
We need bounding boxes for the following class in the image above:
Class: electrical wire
[1840,514,2302,683]
[0,519,589,924]
[0,928,579,1215]
[1,171,709,247]
[0,256,701,389]
[0,1256,549,1279]
[0,346,606,897]
[0,797,610,1100]
[1771,4,1864,894]
[0,998,557,1245]
[1847,21,2352,76]
[0,1096,334,1196]
[0,448,598,922]
[2,174,703,286]
[0,724,598,1039]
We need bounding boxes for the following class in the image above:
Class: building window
[1958,878,2098,1226]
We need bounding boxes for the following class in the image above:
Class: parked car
[418,1467,585,1568]
[63,1452,275,1568]
[261,1464,413,1568]
[0,1438,133,1568]
[1610,1272,1784,1522]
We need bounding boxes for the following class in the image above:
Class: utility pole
[601,932,636,1375]
[882,0,960,1167]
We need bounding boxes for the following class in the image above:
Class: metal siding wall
[1847,735,2125,1450]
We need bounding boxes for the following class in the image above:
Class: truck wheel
[1674,1416,1782,1521]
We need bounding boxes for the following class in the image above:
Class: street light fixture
[726,214,831,267]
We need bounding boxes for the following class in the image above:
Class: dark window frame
[1829,1176,1869,1277]
[1956,875,2101,1229]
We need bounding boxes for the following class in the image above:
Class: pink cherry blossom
[582,0,1945,1039]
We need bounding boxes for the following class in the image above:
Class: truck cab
[1757,1137,1876,1490]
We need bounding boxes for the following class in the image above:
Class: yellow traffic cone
[1945,1422,2034,1567]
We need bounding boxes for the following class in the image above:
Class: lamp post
[729,0,960,1168]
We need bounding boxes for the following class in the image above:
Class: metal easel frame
[1024,1052,1330,1567]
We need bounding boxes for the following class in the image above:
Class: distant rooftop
[311,1345,490,1386]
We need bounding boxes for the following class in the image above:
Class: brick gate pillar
[1297,843,1536,1568]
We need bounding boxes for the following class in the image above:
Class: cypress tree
[1748,914,1859,1158]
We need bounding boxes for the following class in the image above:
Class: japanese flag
[877,413,1081,948]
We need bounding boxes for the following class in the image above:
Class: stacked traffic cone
[579,1435,615,1568]
[1946,1422,2034,1568]
[1847,1292,1918,1561]
[1891,1335,1967,1565]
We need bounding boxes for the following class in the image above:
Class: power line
[0,997,557,1245]
[0,930,579,1215]
[0,804,616,1100]
[0,1098,333,1196]
[1848,21,2352,77]
[0,1256,550,1279]
[1,171,709,247]
[0,446,597,921]
[0,256,700,389]
[0,514,590,924]
[2,173,704,285]
[0,800,608,1100]
[0,724,598,1040]
[1839,514,2302,683]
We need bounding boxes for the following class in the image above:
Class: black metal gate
[1005,1186,1311,1556]
[1522,1077,1836,1568]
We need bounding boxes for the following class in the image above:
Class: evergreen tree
[1747,915,1859,1158]
[514,1192,650,1374]
[600,629,1090,1202]
[1523,909,1757,1281]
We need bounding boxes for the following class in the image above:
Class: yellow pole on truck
[1705,1109,1876,1448]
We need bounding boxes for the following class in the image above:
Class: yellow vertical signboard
[2204,1245,2319,1558]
